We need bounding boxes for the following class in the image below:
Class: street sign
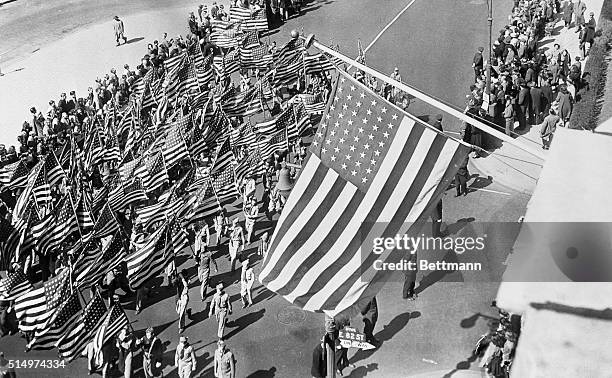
[338,327,375,350]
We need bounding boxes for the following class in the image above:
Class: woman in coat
[555,83,573,122]
[559,49,572,80]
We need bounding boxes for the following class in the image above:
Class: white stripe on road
[363,0,420,53]
[470,187,512,196]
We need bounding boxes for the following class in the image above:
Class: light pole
[486,0,493,99]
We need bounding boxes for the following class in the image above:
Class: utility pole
[486,0,493,99]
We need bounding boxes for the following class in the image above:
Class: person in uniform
[195,222,211,257]
[243,197,259,244]
[214,209,228,247]
[117,326,137,378]
[209,283,232,339]
[197,243,218,310]
[137,327,163,377]
[228,219,245,272]
[257,232,269,260]
[242,174,256,203]
[214,340,236,378]
[175,336,197,378]
[176,269,190,334]
[240,258,255,308]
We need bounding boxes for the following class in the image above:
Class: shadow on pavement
[251,284,277,305]
[415,248,463,295]
[124,37,145,45]
[349,311,421,364]
[347,362,379,378]
[224,308,266,339]
[441,353,480,378]
[246,367,278,377]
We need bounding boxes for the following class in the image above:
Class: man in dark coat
[311,337,327,378]
[529,82,544,124]
[517,80,530,130]
[541,78,554,114]
[360,297,379,346]
[472,47,484,82]
[403,252,418,300]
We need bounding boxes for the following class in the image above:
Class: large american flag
[239,44,273,70]
[259,71,470,315]
[31,196,79,255]
[180,179,221,226]
[89,203,120,239]
[0,270,32,300]
[211,165,239,203]
[229,5,252,22]
[75,232,127,289]
[243,8,268,32]
[92,301,129,358]
[126,223,170,289]
[257,128,288,162]
[211,136,236,174]
[57,293,107,362]
[0,160,29,189]
[162,122,190,169]
[26,291,82,351]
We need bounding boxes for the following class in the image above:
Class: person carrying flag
[227,219,245,272]
[243,197,259,244]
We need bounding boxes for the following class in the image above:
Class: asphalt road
[0,0,530,377]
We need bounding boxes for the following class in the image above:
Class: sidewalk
[469,0,604,193]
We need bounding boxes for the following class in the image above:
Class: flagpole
[68,193,84,240]
[295,31,546,161]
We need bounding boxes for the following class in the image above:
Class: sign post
[338,327,375,350]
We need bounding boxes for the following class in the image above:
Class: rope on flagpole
[296,32,546,161]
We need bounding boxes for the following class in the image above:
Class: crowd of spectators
[464,0,596,152]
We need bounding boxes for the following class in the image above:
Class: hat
[180,336,188,342]
[394,67,399,72]
[114,16,119,20]
[590,11,595,16]
[477,46,484,52]
[434,114,443,122]
[216,282,224,290]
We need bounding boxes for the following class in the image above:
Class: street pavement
[0,0,533,377]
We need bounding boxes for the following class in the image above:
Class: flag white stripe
[266,171,355,293]
[322,137,460,314]
[280,118,417,302]
[261,156,322,275]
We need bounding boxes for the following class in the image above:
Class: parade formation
[0,0,608,377]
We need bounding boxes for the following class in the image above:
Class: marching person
[214,340,236,378]
[243,197,259,244]
[257,231,269,260]
[228,218,245,272]
[242,174,256,202]
[209,283,232,340]
[195,221,211,257]
[176,269,190,334]
[137,327,164,378]
[240,258,255,308]
[214,209,228,247]
[117,326,137,378]
[197,243,218,312]
[113,16,128,46]
[175,336,197,378]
